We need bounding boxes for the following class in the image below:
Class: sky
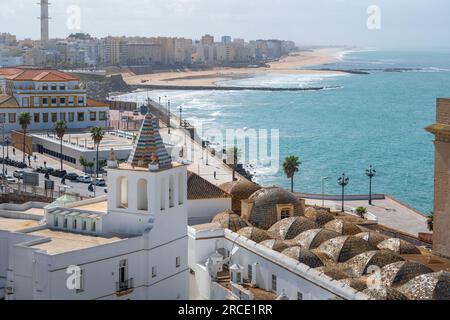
[0,0,449,48]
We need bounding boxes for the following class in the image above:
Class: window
[43,113,49,123]
[176,256,181,268]
[68,96,74,105]
[271,274,277,293]
[51,97,57,105]
[169,176,175,208]
[99,111,107,121]
[22,97,29,107]
[60,97,66,105]
[42,97,48,106]
[297,292,303,300]
[54,215,59,227]
[51,84,57,91]
[63,217,68,229]
[280,209,291,220]
[73,219,77,229]
[119,259,128,284]
[178,173,184,205]
[68,112,75,122]
[8,113,15,123]
[248,264,253,282]
[60,112,66,121]
[42,84,48,91]
[34,113,40,123]
[51,113,57,123]
[59,84,66,91]
[160,178,166,211]
[34,97,39,106]
[82,220,87,231]
[77,112,84,122]
[236,272,242,283]
[89,112,97,121]
[0,113,5,123]
[78,97,84,106]
[91,221,96,232]
[137,179,148,211]
[152,266,157,278]
[117,176,128,209]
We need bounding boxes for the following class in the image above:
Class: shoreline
[122,47,349,89]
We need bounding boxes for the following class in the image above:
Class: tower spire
[38,0,50,48]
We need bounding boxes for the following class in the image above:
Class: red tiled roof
[0,67,79,82]
[187,171,231,200]
[0,94,19,108]
[87,99,110,107]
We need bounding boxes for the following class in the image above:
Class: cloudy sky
[0,0,448,48]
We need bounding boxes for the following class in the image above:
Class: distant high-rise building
[201,34,214,46]
[39,0,50,48]
[221,36,232,44]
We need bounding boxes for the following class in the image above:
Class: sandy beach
[123,47,346,88]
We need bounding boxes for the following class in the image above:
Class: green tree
[356,206,367,219]
[86,161,95,174]
[227,147,242,181]
[283,155,301,192]
[427,212,434,232]
[79,156,88,173]
[54,120,67,171]
[90,127,105,178]
[18,112,31,163]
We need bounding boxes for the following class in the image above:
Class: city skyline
[1,0,449,48]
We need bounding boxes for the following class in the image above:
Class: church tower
[426,98,450,258]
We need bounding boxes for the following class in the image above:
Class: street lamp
[366,165,376,205]
[178,104,184,126]
[321,177,329,207]
[168,100,171,134]
[337,173,349,213]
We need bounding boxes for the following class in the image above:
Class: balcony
[116,278,134,295]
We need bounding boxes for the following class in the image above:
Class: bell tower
[426,98,450,258]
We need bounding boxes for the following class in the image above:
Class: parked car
[1,174,16,183]
[52,170,67,178]
[77,175,92,183]
[93,178,106,186]
[13,169,25,179]
[64,173,79,181]
[40,167,55,175]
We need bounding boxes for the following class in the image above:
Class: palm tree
[283,155,301,192]
[18,113,31,164]
[54,120,67,171]
[427,212,434,232]
[90,127,104,178]
[227,147,241,181]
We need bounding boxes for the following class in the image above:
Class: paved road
[1,147,106,198]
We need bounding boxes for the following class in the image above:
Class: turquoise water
[121,50,450,214]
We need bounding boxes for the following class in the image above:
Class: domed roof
[237,227,271,243]
[324,219,362,235]
[363,287,408,300]
[340,250,405,277]
[398,271,450,300]
[212,210,250,232]
[267,217,319,240]
[314,236,378,263]
[377,238,421,255]
[259,239,291,253]
[219,179,261,213]
[379,261,434,287]
[339,277,368,292]
[288,228,340,250]
[281,246,324,268]
[354,232,387,247]
[304,207,335,226]
[315,266,351,280]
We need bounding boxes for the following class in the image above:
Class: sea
[118,49,450,214]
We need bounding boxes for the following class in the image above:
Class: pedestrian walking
[34,155,37,162]
[214,171,217,179]
[12,148,15,156]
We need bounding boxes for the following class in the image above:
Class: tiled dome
[354,232,387,247]
[340,250,405,277]
[212,210,250,232]
[237,227,271,243]
[259,239,291,253]
[379,261,434,287]
[281,246,324,268]
[398,271,450,300]
[363,287,408,300]
[324,219,362,236]
[219,180,261,213]
[314,236,378,263]
[304,207,335,226]
[339,277,368,292]
[267,217,319,240]
[244,186,304,229]
[377,238,421,255]
[287,228,340,250]
[315,266,351,280]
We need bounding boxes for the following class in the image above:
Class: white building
[0,67,109,133]
[0,114,189,300]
